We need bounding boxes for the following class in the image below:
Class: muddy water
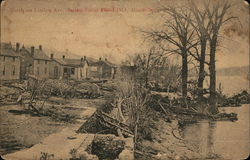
[204,75,249,95]
[181,104,249,159]
[182,76,249,159]
[0,105,68,155]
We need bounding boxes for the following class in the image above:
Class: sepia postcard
[0,0,249,159]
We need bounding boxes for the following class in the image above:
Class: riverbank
[3,102,247,160]
[1,76,249,160]
[1,104,246,160]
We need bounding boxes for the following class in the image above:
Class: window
[71,68,75,74]
[3,66,5,75]
[45,67,47,74]
[3,56,5,61]
[37,67,39,75]
[13,57,15,62]
[13,66,15,75]
[37,60,40,64]
[45,60,48,64]
[64,68,68,73]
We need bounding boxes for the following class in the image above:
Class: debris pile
[41,79,102,99]
[98,81,117,92]
[148,92,239,122]
[77,110,133,137]
[0,85,22,105]
[8,100,79,122]
[218,90,250,107]
[89,134,125,160]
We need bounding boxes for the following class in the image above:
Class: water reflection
[182,105,249,159]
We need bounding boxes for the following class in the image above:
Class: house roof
[93,60,117,68]
[87,58,99,66]
[54,58,87,67]
[27,48,51,61]
[54,56,99,67]
[19,46,32,57]
[54,58,66,65]
[86,57,116,67]
[34,49,51,61]
[102,60,117,67]
[0,43,20,57]
[64,59,82,66]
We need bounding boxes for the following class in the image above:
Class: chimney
[31,46,35,57]
[39,45,42,50]
[99,57,102,61]
[105,58,107,61]
[81,57,84,62]
[84,56,86,60]
[16,43,20,52]
[50,54,54,59]
[62,55,65,59]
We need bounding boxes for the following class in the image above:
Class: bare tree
[142,6,198,98]
[204,0,236,114]
[187,1,212,100]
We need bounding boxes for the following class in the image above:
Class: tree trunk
[182,52,188,98]
[209,42,218,114]
[198,39,207,100]
[145,53,152,88]
[117,98,126,123]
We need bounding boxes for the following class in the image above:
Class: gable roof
[27,48,51,61]
[91,60,117,68]
[86,57,116,67]
[53,58,66,65]
[33,49,51,61]
[0,43,20,57]
[53,58,87,67]
[102,60,116,67]
[64,59,82,66]
[87,58,99,66]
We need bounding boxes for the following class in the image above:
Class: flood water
[182,76,249,159]
[181,105,249,159]
[0,105,68,155]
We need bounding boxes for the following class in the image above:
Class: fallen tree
[218,90,250,107]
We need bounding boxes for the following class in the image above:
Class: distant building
[88,58,116,79]
[1,41,117,81]
[28,45,51,79]
[0,43,21,81]
[119,65,137,78]
[49,54,62,79]
[53,55,89,80]
[17,44,34,80]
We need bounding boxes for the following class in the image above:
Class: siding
[49,60,62,79]
[20,55,33,80]
[61,62,89,80]
[0,56,20,81]
[88,65,102,78]
[33,59,50,79]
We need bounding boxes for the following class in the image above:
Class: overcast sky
[1,0,249,68]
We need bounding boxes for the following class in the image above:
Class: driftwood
[157,101,169,115]
[96,111,134,136]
